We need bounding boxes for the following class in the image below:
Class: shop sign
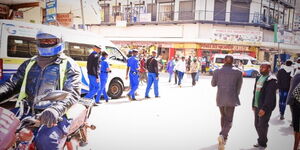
[201,43,250,51]
[56,13,73,27]
[212,29,262,45]
[174,43,200,49]
[281,31,295,45]
[161,44,173,48]
[0,4,9,15]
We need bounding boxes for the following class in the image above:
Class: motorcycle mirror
[40,90,70,101]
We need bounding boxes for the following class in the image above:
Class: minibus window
[67,42,93,61]
[7,36,37,58]
[215,58,224,63]
[105,47,125,62]
[251,60,258,65]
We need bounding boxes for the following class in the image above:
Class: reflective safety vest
[16,57,68,107]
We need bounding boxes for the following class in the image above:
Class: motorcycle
[0,91,96,150]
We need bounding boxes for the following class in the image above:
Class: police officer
[126,49,139,100]
[84,45,101,103]
[145,50,159,98]
[96,51,111,103]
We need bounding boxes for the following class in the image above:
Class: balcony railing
[96,10,293,30]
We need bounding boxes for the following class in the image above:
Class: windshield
[251,60,259,65]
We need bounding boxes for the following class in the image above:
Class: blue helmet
[36,31,64,56]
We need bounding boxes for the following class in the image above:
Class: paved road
[83,74,293,150]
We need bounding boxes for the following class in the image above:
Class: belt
[101,71,108,73]
[130,71,138,74]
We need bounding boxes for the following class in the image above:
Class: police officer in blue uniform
[96,52,111,103]
[126,49,139,100]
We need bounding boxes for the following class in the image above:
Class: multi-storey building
[88,0,300,63]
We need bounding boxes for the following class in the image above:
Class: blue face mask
[36,33,64,56]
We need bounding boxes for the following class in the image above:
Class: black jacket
[252,75,278,112]
[87,51,100,79]
[277,68,292,91]
[287,73,300,106]
[0,54,81,117]
[146,57,159,77]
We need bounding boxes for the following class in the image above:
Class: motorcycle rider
[0,30,81,149]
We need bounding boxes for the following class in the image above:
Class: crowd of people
[211,55,300,150]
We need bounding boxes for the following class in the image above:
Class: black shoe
[253,143,266,148]
[145,96,150,99]
[132,98,137,101]
[280,115,285,120]
[93,102,101,106]
[127,93,132,100]
[155,96,160,98]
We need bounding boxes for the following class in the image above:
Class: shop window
[147,3,157,21]
[7,36,38,58]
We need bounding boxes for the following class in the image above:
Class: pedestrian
[211,55,243,150]
[291,57,300,77]
[252,62,277,149]
[96,51,111,103]
[127,50,133,58]
[177,56,186,88]
[166,57,175,83]
[84,45,101,103]
[145,50,159,98]
[0,30,81,149]
[139,54,147,84]
[201,57,207,74]
[287,70,300,150]
[186,56,192,72]
[195,57,201,82]
[276,59,293,120]
[126,49,139,100]
[173,57,179,85]
[190,58,199,86]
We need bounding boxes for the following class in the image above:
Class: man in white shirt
[177,56,186,87]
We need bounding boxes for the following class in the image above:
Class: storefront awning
[261,42,300,54]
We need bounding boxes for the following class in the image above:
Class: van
[209,54,260,77]
[0,20,129,99]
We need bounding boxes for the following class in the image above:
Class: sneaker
[280,115,285,120]
[218,135,225,150]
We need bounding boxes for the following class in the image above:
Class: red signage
[56,13,73,27]
[201,43,250,51]
[0,4,9,15]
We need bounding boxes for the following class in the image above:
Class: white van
[0,20,129,99]
[209,53,260,77]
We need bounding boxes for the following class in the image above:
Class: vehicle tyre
[251,71,258,78]
[108,79,123,99]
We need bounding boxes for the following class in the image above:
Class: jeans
[84,75,100,100]
[168,72,173,82]
[191,72,197,86]
[195,70,200,81]
[145,73,159,97]
[174,70,178,84]
[279,89,288,115]
[178,71,184,85]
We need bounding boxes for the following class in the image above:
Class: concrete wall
[15,7,42,24]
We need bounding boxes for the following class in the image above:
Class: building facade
[88,0,300,63]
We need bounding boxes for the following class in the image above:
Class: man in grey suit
[211,55,243,150]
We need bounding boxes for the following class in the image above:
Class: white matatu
[0,20,129,99]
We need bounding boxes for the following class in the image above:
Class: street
[84,74,293,150]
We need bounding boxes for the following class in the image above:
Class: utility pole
[80,0,85,30]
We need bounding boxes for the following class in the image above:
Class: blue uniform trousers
[96,74,109,102]
[279,89,288,115]
[85,74,100,100]
[145,73,159,97]
[129,72,139,99]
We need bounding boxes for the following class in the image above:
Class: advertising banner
[46,0,57,23]
[212,29,262,45]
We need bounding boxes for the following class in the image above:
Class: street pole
[80,0,85,30]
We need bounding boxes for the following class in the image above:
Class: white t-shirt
[176,60,186,72]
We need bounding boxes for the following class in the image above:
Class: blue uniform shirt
[127,56,139,72]
[100,57,109,78]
